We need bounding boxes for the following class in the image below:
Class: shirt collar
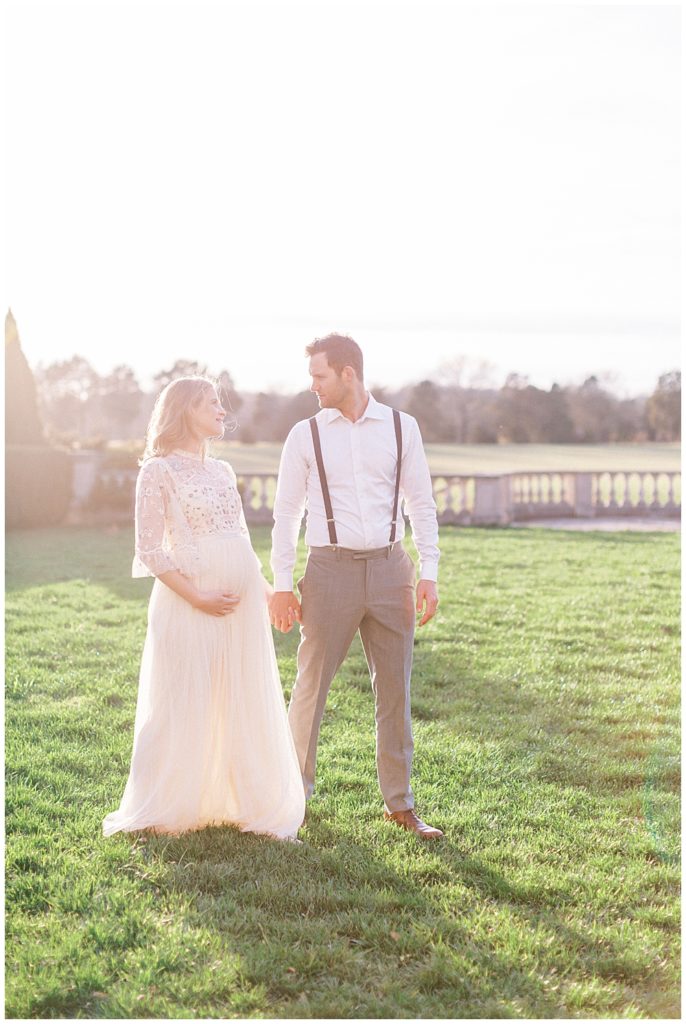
[324,392,385,424]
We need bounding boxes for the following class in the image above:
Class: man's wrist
[274,572,294,592]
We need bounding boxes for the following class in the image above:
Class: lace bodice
[133,451,249,578]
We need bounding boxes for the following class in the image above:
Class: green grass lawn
[5,525,680,1018]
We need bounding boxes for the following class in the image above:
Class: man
[269,334,443,839]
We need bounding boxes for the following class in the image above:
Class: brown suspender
[309,416,338,545]
[390,408,402,543]
[309,409,403,547]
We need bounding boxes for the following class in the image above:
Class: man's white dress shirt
[271,393,440,592]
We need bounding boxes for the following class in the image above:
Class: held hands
[194,590,241,617]
[269,591,302,633]
[416,580,438,627]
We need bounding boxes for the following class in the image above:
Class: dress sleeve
[131,461,178,578]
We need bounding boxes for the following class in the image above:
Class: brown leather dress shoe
[384,809,444,840]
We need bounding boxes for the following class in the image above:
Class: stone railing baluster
[605,472,618,510]
[260,477,270,514]
[443,478,455,518]
[666,472,678,511]
[650,472,662,511]
[627,471,641,510]
[242,476,255,513]
[62,458,681,528]
[615,472,626,510]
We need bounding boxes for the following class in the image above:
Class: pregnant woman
[103,376,305,840]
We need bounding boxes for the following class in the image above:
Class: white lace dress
[102,451,305,840]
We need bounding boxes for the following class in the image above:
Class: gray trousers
[287,543,416,813]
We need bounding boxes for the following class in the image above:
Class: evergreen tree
[5,311,73,528]
[5,309,46,445]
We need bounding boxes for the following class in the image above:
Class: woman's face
[189,386,226,440]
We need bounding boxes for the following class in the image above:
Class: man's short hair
[305,334,364,381]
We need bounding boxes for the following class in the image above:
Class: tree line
[31,354,681,446]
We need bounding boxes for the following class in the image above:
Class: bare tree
[35,355,101,441]
[153,359,208,391]
[646,371,681,441]
[100,365,144,440]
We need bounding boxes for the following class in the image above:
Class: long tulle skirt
[103,533,305,840]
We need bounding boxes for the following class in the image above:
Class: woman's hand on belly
[194,590,241,617]
[158,570,239,616]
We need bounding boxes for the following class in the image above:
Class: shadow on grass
[6,524,680,1016]
[80,805,678,1020]
[118,822,565,1019]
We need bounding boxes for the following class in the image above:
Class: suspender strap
[390,408,403,543]
[309,410,402,547]
[309,417,338,545]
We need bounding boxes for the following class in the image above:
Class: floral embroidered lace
[132,452,249,579]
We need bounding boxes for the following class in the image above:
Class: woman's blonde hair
[141,376,220,463]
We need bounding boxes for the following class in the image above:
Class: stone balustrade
[440,470,681,525]
[507,470,681,523]
[66,454,681,527]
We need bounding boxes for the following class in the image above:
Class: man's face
[309,352,348,408]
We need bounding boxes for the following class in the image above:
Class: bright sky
[4,0,681,397]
